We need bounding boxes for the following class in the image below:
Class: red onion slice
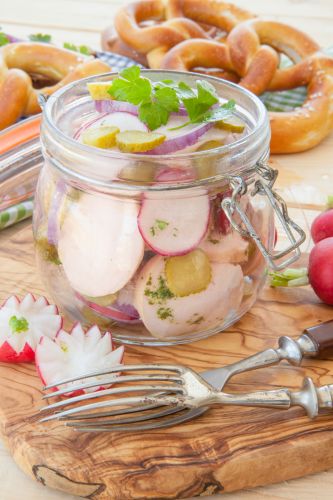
[76,293,141,324]
[73,113,109,140]
[146,123,213,155]
[94,100,188,117]
[95,100,138,115]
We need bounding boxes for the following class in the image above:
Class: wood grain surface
[0,223,333,500]
[0,0,333,499]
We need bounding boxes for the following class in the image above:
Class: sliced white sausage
[134,255,244,339]
[58,193,144,296]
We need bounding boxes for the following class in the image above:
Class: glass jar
[33,71,304,345]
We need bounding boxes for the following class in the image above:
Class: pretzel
[161,19,333,153]
[0,42,110,130]
[105,0,254,68]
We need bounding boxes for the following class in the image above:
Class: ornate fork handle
[215,377,333,418]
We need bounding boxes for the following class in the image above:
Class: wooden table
[0,0,333,498]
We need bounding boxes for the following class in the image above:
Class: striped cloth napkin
[1,47,332,231]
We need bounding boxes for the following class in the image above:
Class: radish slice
[134,255,244,339]
[146,123,213,155]
[58,193,145,296]
[36,323,124,395]
[155,167,197,183]
[200,231,249,264]
[0,294,62,362]
[75,112,147,141]
[88,112,148,133]
[138,189,210,256]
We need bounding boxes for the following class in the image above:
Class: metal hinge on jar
[221,160,306,271]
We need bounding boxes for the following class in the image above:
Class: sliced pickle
[196,140,225,151]
[119,161,155,183]
[82,126,119,149]
[81,306,115,328]
[87,81,113,100]
[116,131,166,153]
[82,293,117,306]
[214,115,245,133]
[165,249,212,297]
[35,238,61,265]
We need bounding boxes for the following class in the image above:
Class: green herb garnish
[150,219,169,236]
[107,66,235,131]
[63,42,91,55]
[36,238,61,265]
[29,33,52,43]
[157,307,174,320]
[327,195,333,209]
[144,275,174,305]
[9,315,29,334]
[0,32,9,46]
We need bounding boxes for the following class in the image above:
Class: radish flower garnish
[0,294,62,362]
[36,323,124,395]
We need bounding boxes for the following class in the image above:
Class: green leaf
[109,77,151,105]
[139,101,169,130]
[195,99,236,124]
[177,81,195,99]
[182,80,220,122]
[63,42,91,55]
[196,80,219,107]
[0,32,9,46]
[327,195,333,209]
[29,33,52,43]
[120,65,141,81]
[155,87,179,113]
[9,315,29,334]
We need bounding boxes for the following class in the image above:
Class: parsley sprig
[107,66,236,131]
[29,33,52,43]
[63,42,91,55]
[0,32,9,46]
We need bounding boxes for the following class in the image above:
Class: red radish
[138,189,210,256]
[75,112,147,141]
[213,191,232,234]
[309,237,333,304]
[311,209,333,243]
[0,294,62,362]
[58,193,144,296]
[155,167,196,183]
[134,255,244,339]
[36,323,124,395]
[88,111,148,133]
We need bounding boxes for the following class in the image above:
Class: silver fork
[39,321,333,431]
[40,365,333,432]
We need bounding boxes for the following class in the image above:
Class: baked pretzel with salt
[162,19,333,153]
[103,0,254,69]
[0,42,110,130]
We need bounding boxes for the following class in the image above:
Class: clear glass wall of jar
[34,71,287,345]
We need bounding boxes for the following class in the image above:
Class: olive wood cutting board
[1,222,333,500]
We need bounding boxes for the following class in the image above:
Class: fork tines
[40,364,187,428]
